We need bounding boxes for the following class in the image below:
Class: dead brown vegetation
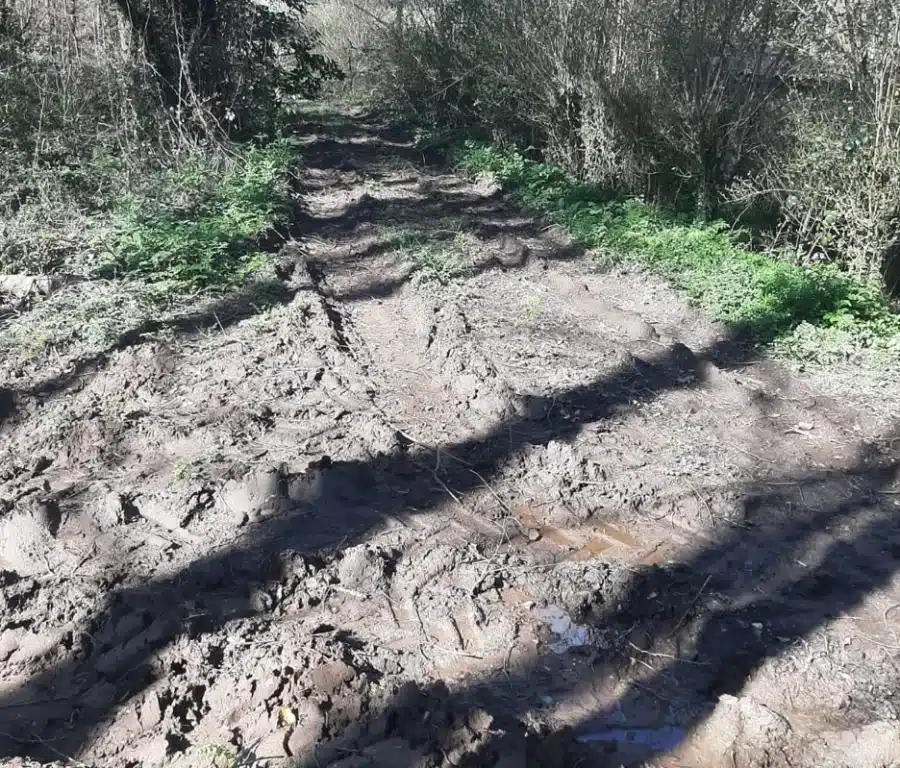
[314,0,900,293]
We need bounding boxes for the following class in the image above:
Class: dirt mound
[1,109,899,768]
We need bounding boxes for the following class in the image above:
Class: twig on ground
[467,467,512,514]
[851,632,900,651]
[726,441,777,465]
[432,470,504,533]
[628,642,709,665]
[686,479,713,523]
[667,574,712,637]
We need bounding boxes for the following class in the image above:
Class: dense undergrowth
[105,140,298,291]
[2,139,298,292]
[316,0,900,300]
[0,0,336,377]
[0,137,299,375]
[458,144,900,363]
[0,0,337,292]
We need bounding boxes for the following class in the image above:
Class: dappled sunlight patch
[0,280,158,378]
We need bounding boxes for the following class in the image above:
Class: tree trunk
[112,0,180,109]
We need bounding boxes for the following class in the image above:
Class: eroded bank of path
[1,108,899,768]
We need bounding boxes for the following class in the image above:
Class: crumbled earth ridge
[1,108,899,768]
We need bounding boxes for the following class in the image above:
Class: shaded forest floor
[1,107,899,768]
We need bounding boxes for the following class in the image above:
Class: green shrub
[106,141,297,291]
[459,143,900,351]
[730,88,900,287]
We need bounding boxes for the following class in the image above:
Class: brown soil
[1,108,899,768]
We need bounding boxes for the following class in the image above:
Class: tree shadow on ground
[1,318,898,763]
[0,277,303,427]
[295,442,900,767]
[1,108,898,765]
[447,444,900,765]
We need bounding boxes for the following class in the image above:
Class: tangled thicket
[0,0,337,147]
[0,0,337,277]
[314,0,900,295]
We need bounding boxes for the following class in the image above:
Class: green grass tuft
[457,143,900,355]
[379,221,477,284]
[104,139,298,291]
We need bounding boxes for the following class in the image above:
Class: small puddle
[576,726,687,751]
[569,538,613,561]
[592,520,636,547]
[533,604,595,653]
[540,525,579,548]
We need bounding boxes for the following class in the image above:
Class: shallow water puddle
[593,520,636,547]
[569,538,613,560]
[577,726,688,753]
[533,604,596,653]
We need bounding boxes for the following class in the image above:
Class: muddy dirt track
[1,108,900,768]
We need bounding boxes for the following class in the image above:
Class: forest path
[0,106,898,768]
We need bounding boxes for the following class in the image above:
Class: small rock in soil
[310,660,357,695]
[495,235,530,268]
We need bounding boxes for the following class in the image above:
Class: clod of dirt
[138,693,165,731]
[690,694,791,766]
[135,493,192,533]
[810,720,900,768]
[31,499,61,537]
[669,341,698,375]
[310,660,357,695]
[0,628,24,661]
[299,680,512,768]
[92,489,131,531]
[696,357,724,384]
[427,303,519,426]
[613,348,635,369]
[0,504,58,575]
[28,456,52,478]
[287,699,326,759]
[516,440,605,518]
[276,246,316,290]
[631,318,660,341]
[217,469,286,525]
[6,623,72,669]
[337,545,394,593]
[495,235,530,268]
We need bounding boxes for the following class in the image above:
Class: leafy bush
[113,0,341,136]
[731,86,900,290]
[331,0,795,206]
[106,141,297,290]
[460,143,900,350]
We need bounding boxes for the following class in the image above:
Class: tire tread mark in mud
[306,257,353,354]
